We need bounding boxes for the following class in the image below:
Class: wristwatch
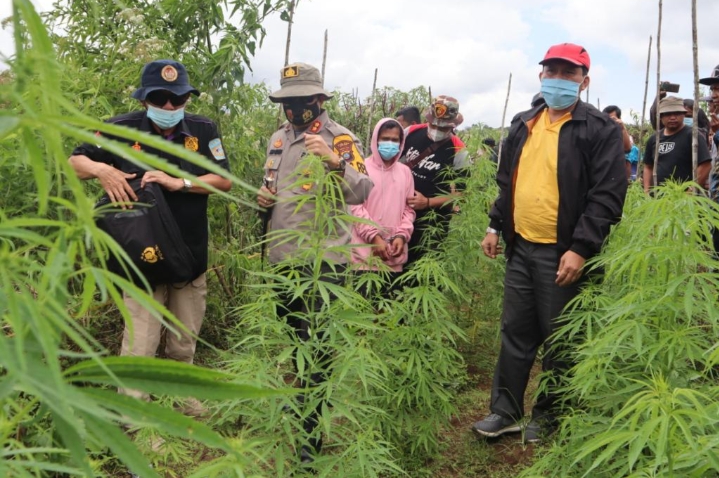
[486,227,499,235]
[331,158,346,173]
[182,178,192,191]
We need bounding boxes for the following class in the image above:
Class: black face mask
[283,99,321,126]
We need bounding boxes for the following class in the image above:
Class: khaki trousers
[119,274,207,399]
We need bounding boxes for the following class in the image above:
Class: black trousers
[490,236,583,421]
[275,262,346,452]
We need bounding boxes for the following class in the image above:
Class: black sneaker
[471,413,522,438]
[524,417,556,444]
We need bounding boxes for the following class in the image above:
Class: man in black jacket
[471,43,627,443]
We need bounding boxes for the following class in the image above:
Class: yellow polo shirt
[513,109,572,243]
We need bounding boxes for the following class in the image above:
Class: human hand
[141,170,184,192]
[481,233,500,259]
[96,163,137,208]
[304,133,341,168]
[407,191,430,211]
[371,235,390,261]
[389,236,405,257]
[257,185,276,209]
[556,250,586,286]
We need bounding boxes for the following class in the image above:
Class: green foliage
[523,182,719,478]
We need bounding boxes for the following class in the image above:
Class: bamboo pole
[321,29,328,86]
[276,0,297,128]
[639,36,653,155]
[585,86,589,103]
[691,0,699,184]
[365,68,378,154]
[496,73,512,168]
[283,0,296,66]
[653,0,663,190]
[597,98,601,110]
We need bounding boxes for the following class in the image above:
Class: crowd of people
[67,41,719,470]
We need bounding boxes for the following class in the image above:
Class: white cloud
[4,0,719,127]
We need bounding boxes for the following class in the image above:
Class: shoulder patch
[333,134,367,175]
[208,138,226,160]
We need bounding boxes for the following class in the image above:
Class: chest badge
[273,138,283,148]
[184,136,199,152]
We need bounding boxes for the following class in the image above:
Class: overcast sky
[4,0,719,128]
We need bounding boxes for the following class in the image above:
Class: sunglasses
[146,90,190,107]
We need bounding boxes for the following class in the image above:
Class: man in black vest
[69,59,231,416]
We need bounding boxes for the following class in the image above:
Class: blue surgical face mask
[683,117,694,126]
[540,78,581,110]
[146,104,185,129]
[377,141,401,160]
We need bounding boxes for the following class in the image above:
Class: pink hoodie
[350,118,415,271]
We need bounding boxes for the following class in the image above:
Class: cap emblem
[161,65,178,82]
[283,66,299,78]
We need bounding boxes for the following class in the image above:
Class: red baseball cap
[539,43,591,71]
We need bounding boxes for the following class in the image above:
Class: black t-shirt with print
[72,111,231,277]
[402,127,467,223]
[643,125,711,186]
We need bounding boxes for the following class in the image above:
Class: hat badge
[283,66,299,78]
[161,65,178,82]
[434,104,448,118]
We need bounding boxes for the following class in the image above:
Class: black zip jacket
[489,100,627,260]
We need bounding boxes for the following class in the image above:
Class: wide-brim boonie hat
[131,59,199,100]
[269,62,333,102]
[425,95,464,128]
[658,96,686,114]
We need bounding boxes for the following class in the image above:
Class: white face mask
[427,126,451,142]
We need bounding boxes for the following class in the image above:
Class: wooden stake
[691,0,699,183]
[283,0,296,66]
[653,0,663,190]
[277,0,297,128]
[639,36,653,155]
[497,72,512,168]
[321,29,328,86]
[365,68,378,154]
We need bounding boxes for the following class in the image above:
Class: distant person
[643,96,711,192]
[395,106,421,129]
[682,98,710,145]
[602,105,633,178]
[626,135,640,181]
[401,96,470,269]
[350,118,415,293]
[482,137,498,163]
[472,43,627,444]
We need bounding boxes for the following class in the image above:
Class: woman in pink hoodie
[351,118,415,277]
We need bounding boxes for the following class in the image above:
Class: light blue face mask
[683,117,694,126]
[540,78,581,110]
[377,141,401,160]
[146,104,185,129]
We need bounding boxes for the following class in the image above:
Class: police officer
[69,59,231,417]
[256,62,373,465]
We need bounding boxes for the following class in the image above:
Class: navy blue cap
[131,59,200,100]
